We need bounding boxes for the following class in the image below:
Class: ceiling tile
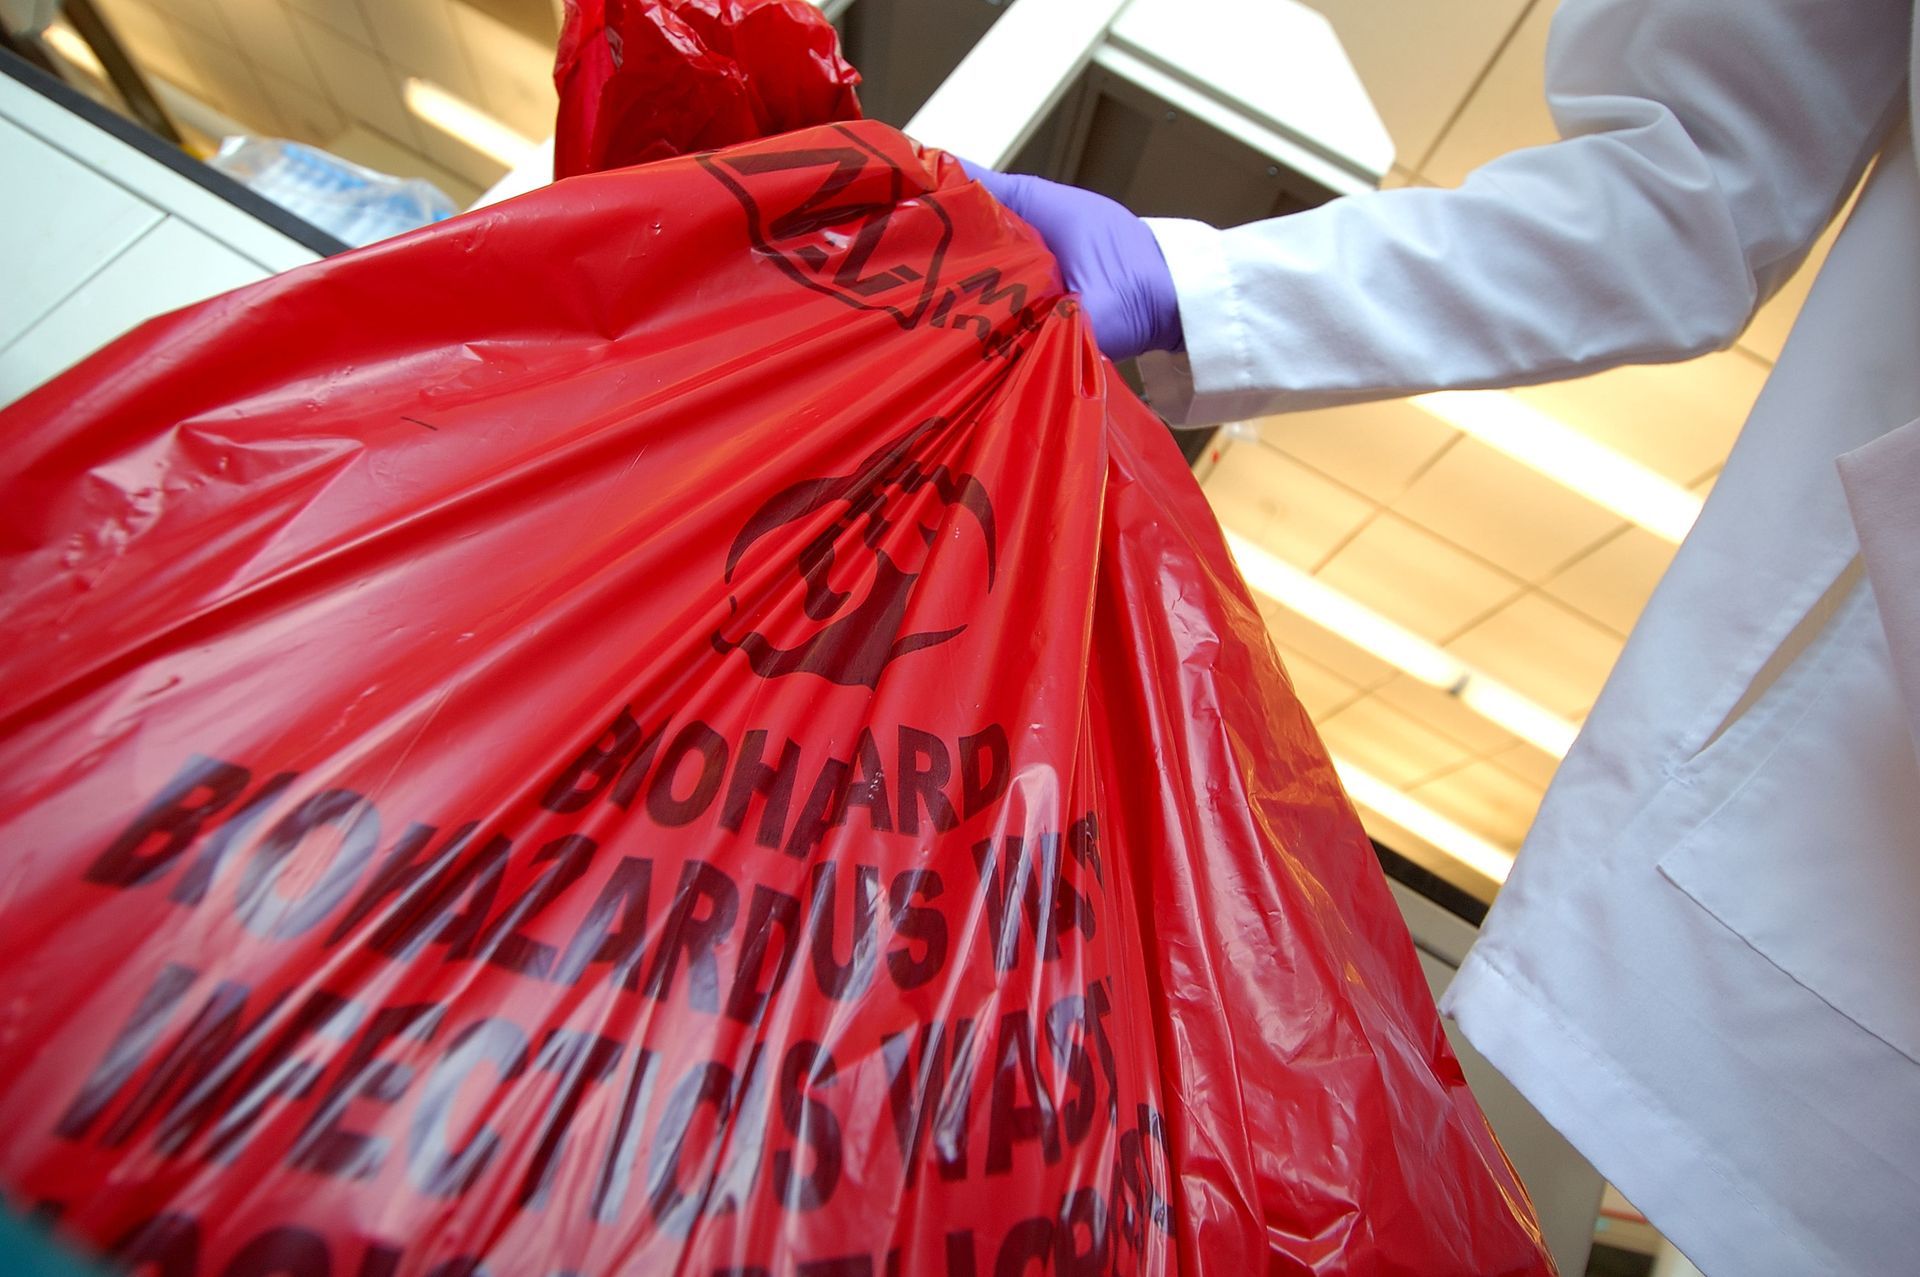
[1300,0,1531,171]
[284,0,377,50]
[1314,512,1522,642]
[1203,439,1376,570]
[1511,349,1766,485]
[168,23,290,137]
[1489,739,1562,790]
[1419,0,1556,186]
[1395,433,1626,581]
[1409,759,1542,850]
[1543,525,1675,635]
[1271,644,1365,722]
[1446,592,1623,719]
[327,124,481,206]
[1258,596,1397,689]
[213,0,325,95]
[259,74,347,146]
[414,118,510,192]
[1372,672,1520,755]
[447,0,556,139]
[365,0,485,104]
[164,0,237,46]
[1256,398,1459,503]
[294,12,420,149]
[95,0,209,99]
[1316,694,1477,788]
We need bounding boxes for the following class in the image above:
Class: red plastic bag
[0,124,1551,1275]
[553,0,862,178]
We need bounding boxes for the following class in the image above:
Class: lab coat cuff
[1139,217,1246,427]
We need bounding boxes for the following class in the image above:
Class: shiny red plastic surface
[554,0,862,178]
[0,124,1552,1274]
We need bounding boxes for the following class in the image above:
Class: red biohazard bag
[553,0,862,178]
[0,74,1553,1277]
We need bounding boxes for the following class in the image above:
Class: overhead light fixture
[1223,530,1578,757]
[1410,390,1703,544]
[403,78,536,167]
[1333,757,1516,883]
[43,22,106,78]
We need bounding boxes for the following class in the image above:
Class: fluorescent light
[1333,758,1516,883]
[1457,679,1578,757]
[44,23,106,78]
[1223,529,1578,757]
[1225,529,1461,687]
[1410,390,1702,544]
[403,78,535,167]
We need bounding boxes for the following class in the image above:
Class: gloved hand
[961,164,1183,362]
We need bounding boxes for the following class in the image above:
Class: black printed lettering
[234,788,380,940]
[985,1009,1060,1175]
[843,729,892,833]
[591,1047,661,1224]
[721,729,803,850]
[553,856,654,989]
[807,862,879,1001]
[56,963,199,1140]
[785,757,850,858]
[897,728,956,835]
[773,1040,841,1211]
[518,1029,625,1209]
[542,707,643,813]
[885,869,945,990]
[646,722,728,827]
[86,755,251,889]
[170,771,298,906]
[221,1225,330,1277]
[959,726,1009,820]
[643,860,739,1012]
[474,833,597,980]
[293,1002,446,1180]
[726,885,803,1025]
[881,1018,976,1187]
[408,1017,529,1198]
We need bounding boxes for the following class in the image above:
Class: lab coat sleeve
[1136,0,1911,427]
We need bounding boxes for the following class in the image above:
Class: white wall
[1,68,318,405]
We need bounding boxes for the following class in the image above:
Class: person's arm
[1130,0,1909,425]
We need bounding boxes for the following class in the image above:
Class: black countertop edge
[1372,839,1491,927]
[3,45,349,259]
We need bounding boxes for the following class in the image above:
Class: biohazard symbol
[713,419,997,689]
[698,124,953,328]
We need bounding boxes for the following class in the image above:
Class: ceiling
[1196,0,1832,893]
[25,0,1831,897]
[49,0,561,204]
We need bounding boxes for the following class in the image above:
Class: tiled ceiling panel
[1512,349,1768,486]
[1391,435,1627,582]
[1417,0,1556,186]
[1311,511,1522,642]
[1203,442,1377,569]
[82,0,560,207]
[1317,694,1477,790]
[1543,526,1677,636]
[1300,0,1533,169]
[1444,593,1623,721]
[1254,399,1459,503]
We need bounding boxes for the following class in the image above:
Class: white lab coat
[1136,1,1920,1273]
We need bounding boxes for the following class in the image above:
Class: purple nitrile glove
[960,163,1183,362]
